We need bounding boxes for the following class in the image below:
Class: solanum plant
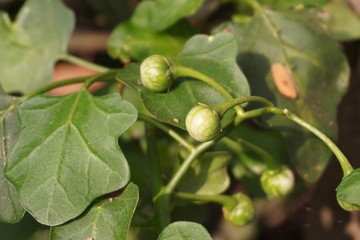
[1,0,360,239]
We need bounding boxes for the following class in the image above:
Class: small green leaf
[0,91,25,223]
[141,32,250,129]
[108,22,186,62]
[131,0,205,32]
[50,182,139,240]
[336,169,360,206]
[214,8,349,182]
[178,152,230,195]
[5,89,137,226]
[157,221,212,240]
[0,0,74,93]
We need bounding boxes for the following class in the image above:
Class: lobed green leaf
[0,0,74,93]
[5,89,137,225]
[50,182,139,240]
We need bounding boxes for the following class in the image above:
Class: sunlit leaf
[50,182,139,240]
[157,221,212,240]
[0,0,74,94]
[5,89,137,225]
[214,8,349,181]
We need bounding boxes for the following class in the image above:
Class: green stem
[163,141,215,195]
[145,125,169,231]
[22,77,88,100]
[215,96,274,116]
[234,107,274,125]
[138,114,194,151]
[60,53,110,73]
[222,137,279,170]
[0,72,117,124]
[171,65,244,115]
[175,192,237,210]
[159,127,231,196]
[271,108,353,176]
[82,69,118,89]
[236,106,353,176]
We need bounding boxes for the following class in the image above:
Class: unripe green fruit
[140,55,172,92]
[260,165,294,198]
[222,193,255,226]
[336,193,360,211]
[185,105,221,142]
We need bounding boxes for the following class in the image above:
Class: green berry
[140,55,172,92]
[222,193,255,226]
[260,165,294,197]
[185,105,221,142]
[336,193,360,211]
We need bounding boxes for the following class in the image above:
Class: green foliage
[0,0,74,93]
[107,0,204,61]
[50,182,139,240]
[336,169,360,211]
[0,89,24,223]
[5,89,137,225]
[178,152,230,195]
[157,221,212,240]
[0,0,358,239]
[130,0,205,32]
[322,0,360,41]
[116,33,250,130]
[214,6,349,182]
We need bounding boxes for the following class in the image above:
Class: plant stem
[138,114,194,151]
[235,106,354,176]
[222,137,278,171]
[271,108,354,176]
[60,53,110,73]
[171,65,244,115]
[145,125,169,231]
[163,141,215,195]
[175,192,237,210]
[215,96,274,116]
[234,107,274,125]
[21,71,117,101]
[82,69,118,88]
